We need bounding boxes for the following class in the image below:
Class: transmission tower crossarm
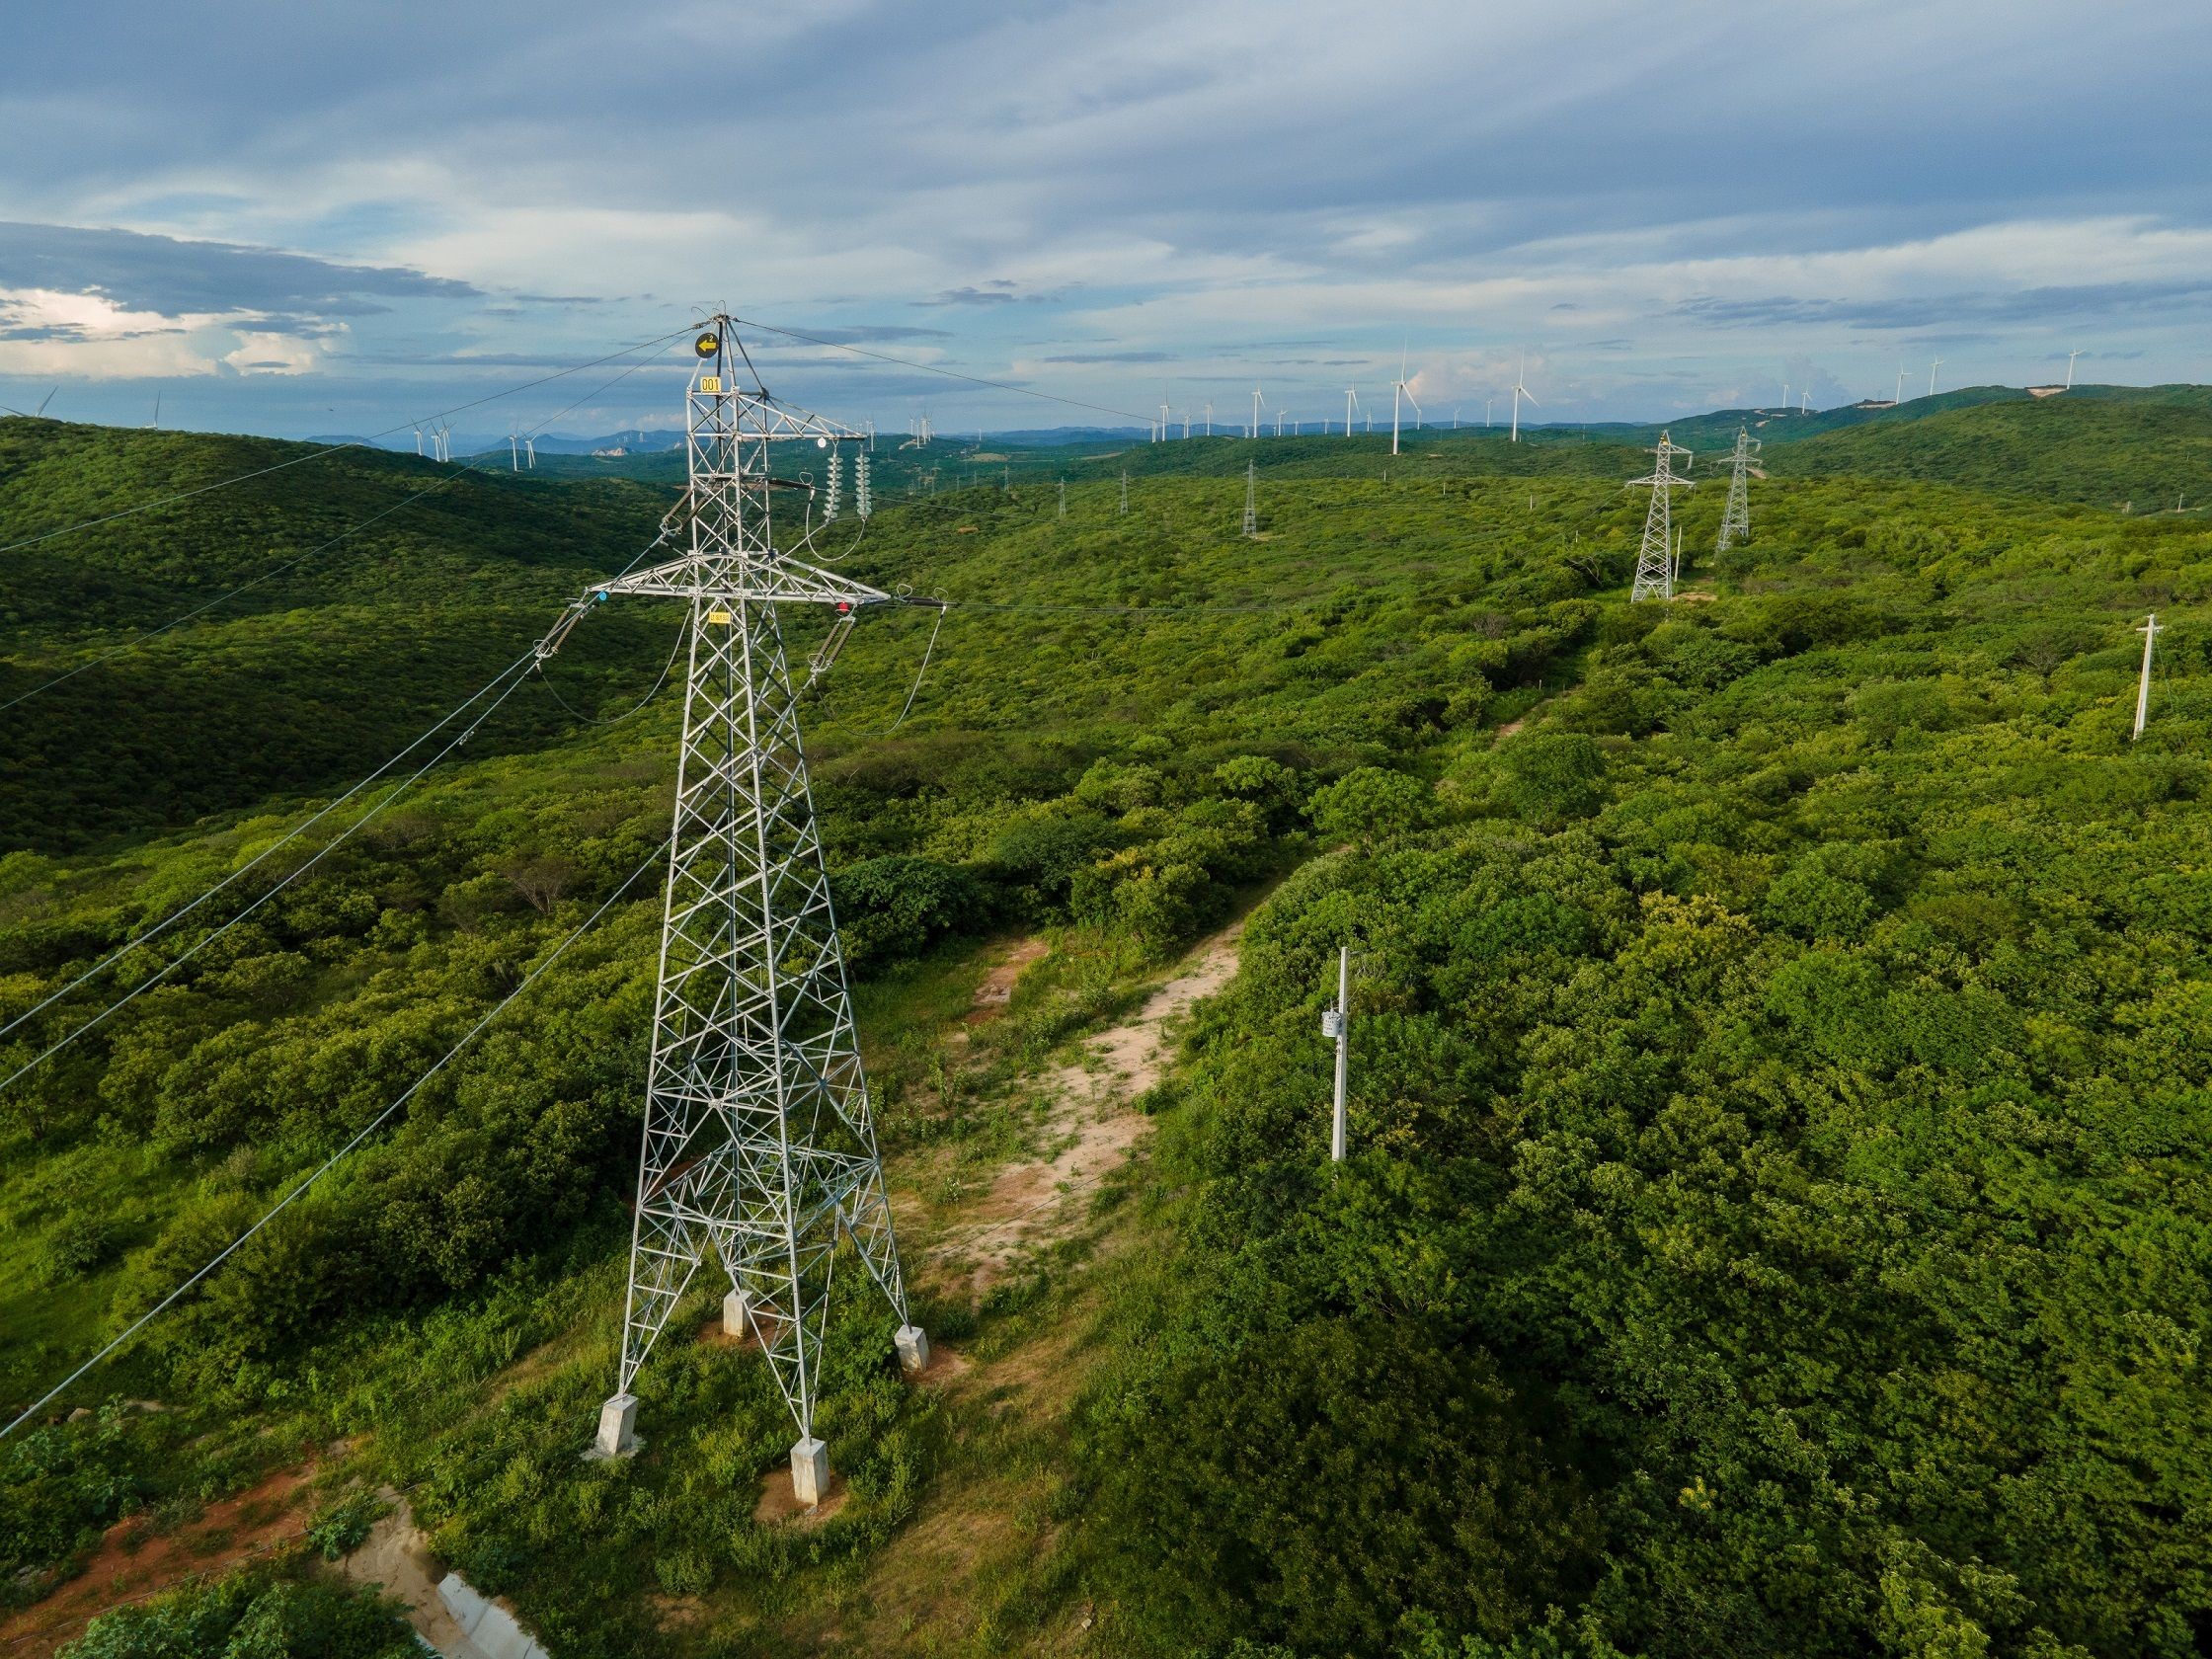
[597,547,895,609]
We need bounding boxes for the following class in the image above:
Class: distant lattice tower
[1629,432,1694,602]
[1241,459,1258,537]
[589,317,925,1507]
[1715,426,1757,553]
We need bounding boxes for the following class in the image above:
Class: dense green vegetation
[1775,387,2212,509]
[5,401,2212,1656]
[55,1562,414,1659]
[1077,482,2212,1656]
[0,418,676,851]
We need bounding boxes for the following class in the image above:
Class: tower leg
[592,1392,639,1460]
[790,1437,830,1507]
[895,1324,930,1374]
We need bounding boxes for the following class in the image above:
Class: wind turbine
[1451,405,1460,430]
[1204,401,1213,436]
[1159,392,1170,442]
[1929,357,1943,397]
[525,434,536,468]
[1390,348,1421,456]
[1250,385,1262,439]
[1486,396,1493,428]
[35,387,56,417]
[2066,349,2082,389]
[1344,386,1360,436]
[414,426,424,456]
[510,428,520,471]
[149,393,160,430]
[1894,364,1906,405]
[1509,355,1538,443]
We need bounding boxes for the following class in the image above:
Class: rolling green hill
[0,418,680,851]
[1772,387,2212,508]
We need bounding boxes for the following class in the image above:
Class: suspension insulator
[855,452,873,518]
[825,451,842,521]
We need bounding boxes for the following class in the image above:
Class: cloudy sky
[2,0,2207,437]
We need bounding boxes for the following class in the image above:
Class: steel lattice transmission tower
[589,317,927,1505]
[1629,431,1694,602]
[1714,426,1758,554]
[1241,459,1258,537]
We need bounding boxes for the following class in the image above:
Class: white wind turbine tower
[1204,401,1213,436]
[1250,385,1263,438]
[1344,386,1360,436]
[1509,355,1538,443]
[1159,392,1170,442]
[1895,364,1907,405]
[2067,349,2083,389]
[1929,356,1943,396]
[509,428,520,471]
[414,426,424,456]
[1390,349,1422,455]
[524,434,536,468]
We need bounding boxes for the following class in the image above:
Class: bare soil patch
[753,1467,849,1527]
[966,938,1050,1024]
[1,1463,319,1655]
[334,1495,480,1657]
[927,917,1244,1301]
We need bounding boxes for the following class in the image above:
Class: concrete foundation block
[722,1288,751,1339]
[592,1392,638,1460]
[894,1323,930,1375]
[790,1436,830,1508]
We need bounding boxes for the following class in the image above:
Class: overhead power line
[0,846,664,1444]
[0,654,543,1093]
[0,522,679,1076]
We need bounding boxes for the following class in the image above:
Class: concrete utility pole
[1322,946,1349,1161]
[2135,613,2161,741]
[1628,432,1694,602]
[588,318,923,1508]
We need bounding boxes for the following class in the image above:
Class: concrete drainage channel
[435,1572,552,1659]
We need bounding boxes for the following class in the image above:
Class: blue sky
[2,0,2208,437]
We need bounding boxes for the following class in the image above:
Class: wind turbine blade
[36,387,56,417]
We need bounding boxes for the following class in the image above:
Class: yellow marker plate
[707,608,732,624]
[699,374,722,394]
